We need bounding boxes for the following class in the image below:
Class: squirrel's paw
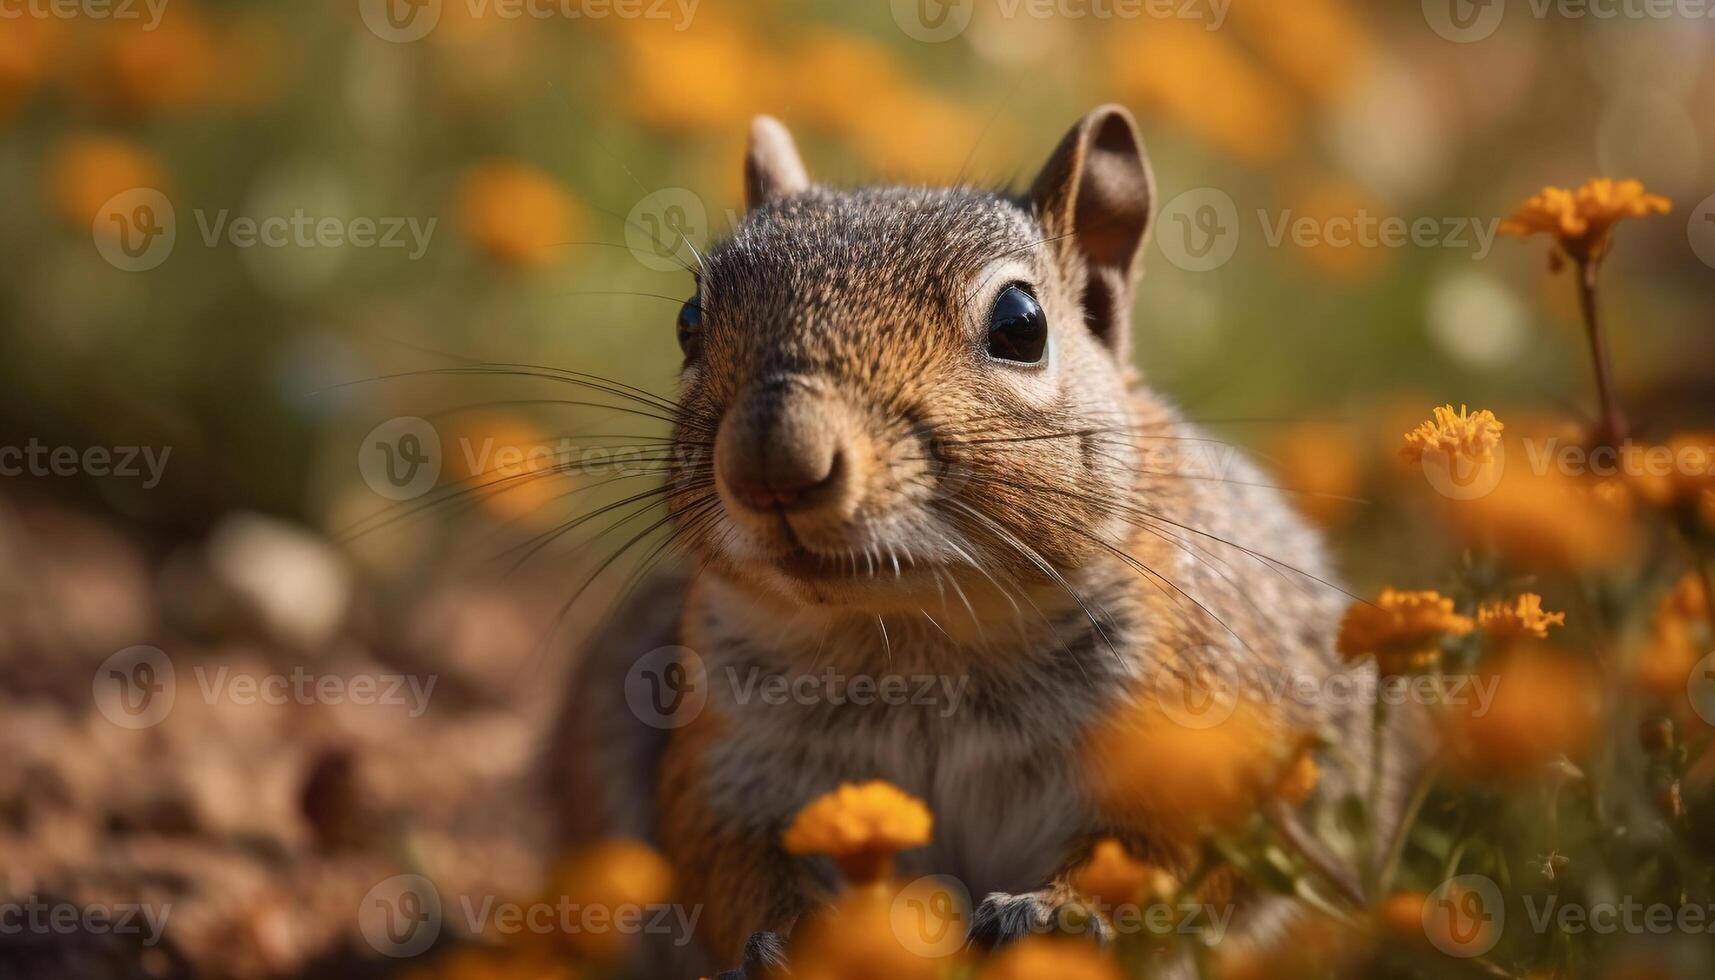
[714,929,788,980]
[967,890,1112,951]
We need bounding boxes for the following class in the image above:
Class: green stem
[1367,696,1390,896]
[1575,257,1627,447]
[1376,759,1441,898]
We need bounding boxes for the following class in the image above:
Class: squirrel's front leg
[968,880,1114,951]
[657,721,814,968]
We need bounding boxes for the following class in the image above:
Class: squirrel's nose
[716,382,855,519]
[727,449,842,513]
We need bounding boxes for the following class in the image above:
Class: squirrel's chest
[702,667,1110,895]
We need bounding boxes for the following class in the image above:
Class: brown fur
[547,107,1396,974]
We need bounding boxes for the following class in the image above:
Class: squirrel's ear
[1029,105,1155,361]
[745,115,810,210]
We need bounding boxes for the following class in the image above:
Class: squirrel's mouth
[773,545,925,582]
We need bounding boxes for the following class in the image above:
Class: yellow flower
[1273,747,1321,806]
[1451,466,1633,570]
[1400,404,1504,469]
[85,17,221,113]
[0,17,61,121]
[1105,18,1297,163]
[1633,573,1709,709]
[1635,432,1715,515]
[1441,650,1604,781]
[541,839,673,960]
[1661,570,1709,622]
[1500,177,1671,262]
[1087,697,1289,842]
[1634,609,1702,706]
[1070,839,1176,910]
[454,161,578,267]
[787,878,967,979]
[441,413,565,522]
[783,781,932,885]
[1378,888,1496,958]
[1478,593,1566,641]
[976,937,1125,980]
[1337,589,1474,675]
[47,135,167,226]
[1267,422,1365,527]
[615,20,772,132]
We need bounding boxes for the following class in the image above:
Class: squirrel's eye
[676,296,702,358]
[985,285,1046,364]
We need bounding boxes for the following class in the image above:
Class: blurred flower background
[2,1,1715,978]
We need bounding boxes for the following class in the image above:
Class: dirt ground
[0,496,606,979]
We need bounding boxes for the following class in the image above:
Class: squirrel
[545,106,1410,977]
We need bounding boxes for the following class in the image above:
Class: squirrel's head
[668,106,1157,614]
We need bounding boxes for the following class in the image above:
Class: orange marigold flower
[788,877,967,978]
[1451,466,1632,571]
[1273,748,1320,806]
[976,937,1126,980]
[1375,890,1430,940]
[1378,888,1497,957]
[1087,697,1289,842]
[1268,422,1364,527]
[1478,593,1566,641]
[1071,839,1176,910]
[1400,404,1504,469]
[1661,570,1709,622]
[541,839,673,959]
[1442,650,1603,781]
[1634,611,1701,705]
[78,17,220,114]
[454,161,577,267]
[48,135,166,226]
[1499,177,1671,263]
[1337,589,1473,676]
[783,781,932,885]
